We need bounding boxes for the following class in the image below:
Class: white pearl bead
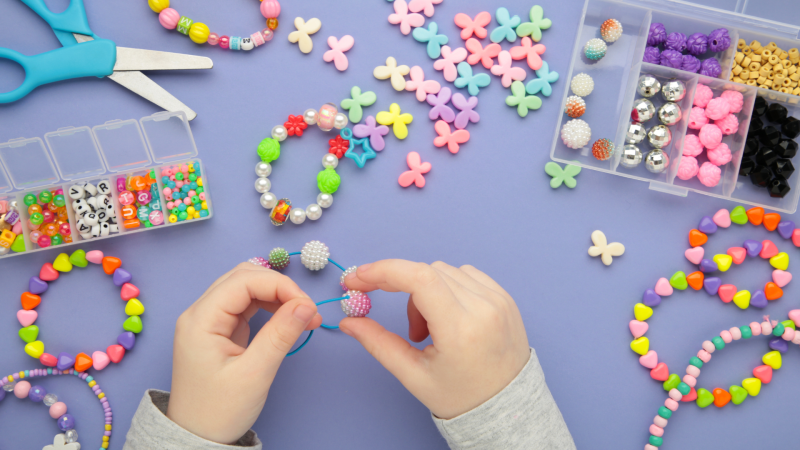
[255,162,272,178]
[303,109,319,125]
[306,204,322,220]
[333,112,349,130]
[290,207,306,224]
[271,125,288,141]
[317,193,333,208]
[322,153,339,169]
[260,192,278,209]
[255,177,271,194]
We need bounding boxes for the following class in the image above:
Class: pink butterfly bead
[433,120,470,154]
[388,0,425,35]
[323,35,354,71]
[490,51,527,87]
[433,45,467,82]
[465,38,501,69]
[398,152,432,188]
[408,0,442,18]
[405,66,441,102]
[509,37,546,70]
[454,12,491,40]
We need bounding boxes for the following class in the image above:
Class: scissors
[0,0,213,120]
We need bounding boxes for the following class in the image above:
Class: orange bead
[763,213,781,231]
[129,176,146,191]
[121,205,137,220]
[102,256,121,275]
[689,229,708,247]
[123,219,141,229]
[765,282,783,300]
[21,292,41,310]
[43,223,58,237]
[74,352,93,372]
[144,173,156,188]
[28,204,42,215]
[747,207,764,225]
[687,271,704,290]
[57,211,69,222]
[713,388,731,407]
[63,235,73,243]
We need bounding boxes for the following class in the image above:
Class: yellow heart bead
[762,350,782,369]
[770,252,789,270]
[125,299,145,316]
[733,290,751,309]
[53,253,73,272]
[24,340,44,359]
[713,254,733,272]
[630,337,650,355]
[634,303,653,321]
[742,378,762,396]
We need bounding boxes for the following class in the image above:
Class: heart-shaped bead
[639,350,658,369]
[102,256,121,275]
[697,215,717,234]
[16,310,37,327]
[74,352,93,372]
[118,332,136,350]
[10,235,25,253]
[92,351,110,370]
[69,249,89,268]
[107,345,125,364]
[662,373,680,391]
[753,365,773,384]
[788,309,800,325]
[634,303,653,321]
[630,337,649,355]
[703,277,721,295]
[733,290,751,309]
[726,247,746,265]
[125,299,145,316]
[729,385,748,405]
[18,325,39,343]
[742,378,762,396]
[86,250,104,264]
[121,283,140,301]
[684,247,704,264]
[52,253,73,273]
[713,254,733,272]
[629,320,649,338]
[28,277,48,295]
[39,263,59,281]
[712,208,731,227]
[56,352,75,370]
[746,206,764,225]
[769,337,788,353]
[681,387,698,402]
[699,259,718,273]
[765,282,783,300]
[750,290,768,309]
[24,341,44,358]
[21,292,41,310]
[642,289,661,307]
[687,271,704,290]
[760,240,779,259]
[763,213,781,231]
[718,284,737,303]
[777,220,795,239]
[650,362,669,381]
[713,388,731,407]
[793,229,800,247]
[39,353,57,367]
[730,206,748,225]
[123,315,143,333]
[696,388,714,408]
[113,268,132,286]
[743,239,763,257]
[654,278,673,296]
[762,350,782,369]
[770,252,789,270]
[670,271,688,290]
[688,229,708,247]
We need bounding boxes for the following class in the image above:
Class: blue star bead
[525,61,559,97]
[341,128,377,168]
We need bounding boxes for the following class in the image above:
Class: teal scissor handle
[0,39,117,103]
[20,0,96,47]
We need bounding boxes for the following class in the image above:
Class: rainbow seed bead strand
[148,0,280,50]
[0,367,113,450]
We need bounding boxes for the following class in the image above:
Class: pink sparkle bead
[13,380,31,398]
[649,424,664,437]
[715,114,739,135]
[54,189,63,195]
[219,35,230,49]
[49,402,67,419]
[720,90,744,113]
[28,220,41,231]
[761,321,773,336]
[698,349,711,363]
[668,389,682,401]
[688,107,709,130]
[38,235,51,248]
[686,365,700,377]
[705,97,732,120]
[699,123,723,149]
[262,28,274,42]
[342,290,372,317]
[208,33,220,45]
[783,327,795,341]
[159,8,180,30]
[58,223,71,236]
[702,340,716,353]
[665,398,679,411]
[676,155,699,180]
[693,84,714,108]
[749,322,762,336]
[653,416,668,428]
[29,230,42,243]
[698,162,721,187]
[683,374,697,387]
[720,330,733,343]
[730,327,742,340]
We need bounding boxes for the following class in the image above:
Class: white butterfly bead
[288,17,322,54]
[588,230,625,266]
[43,434,80,450]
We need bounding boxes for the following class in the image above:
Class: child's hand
[340,260,530,420]
[166,263,322,444]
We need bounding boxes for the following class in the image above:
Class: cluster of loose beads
[0,367,113,450]
[23,187,72,249]
[20,250,143,372]
[256,105,349,226]
[731,39,800,94]
[148,0,280,51]
[0,199,25,255]
[160,162,209,223]
[115,170,165,230]
[68,180,120,240]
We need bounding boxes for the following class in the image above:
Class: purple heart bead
[750,290,768,308]
[642,289,661,306]
[56,352,75,370]
[778,221,796,240]
[113,268,132,286]
[699,259,718,273]
[28,276,48,295]
[703,277,722,295]
[118,331,136,350]
[769,337,788,353]
[697,216,718,234]
[743,239,762,257]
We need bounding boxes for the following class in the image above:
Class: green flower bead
[317,167,341,194]
[740,325,752,339]
[712,336,725,350]
[258,138,281,163]
[689,356,703,368]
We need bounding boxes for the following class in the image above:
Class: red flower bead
[328,135,349,159]
[283,114,308,137]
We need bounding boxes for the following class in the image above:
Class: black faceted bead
[756,147,779,166]
[749,165,771,187]
[744,137,759,158]
[766,103,789,124]
[749,115,763,135]
[739,159,756,176]
[771,159,795,180]
[758,126,782,146]
[753,96,768,116]
[768,178,791,198]
[783,116,800,139]
[774,139,798,159]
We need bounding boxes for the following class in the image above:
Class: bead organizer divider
[551,0,800,213]
[0,111,212,259]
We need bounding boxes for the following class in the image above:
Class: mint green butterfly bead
[412,22,449,59]
[505,80,542,117]
[545,162,581,189]
[517,5,552,42]
[454,62,491,96]
[341,86,377,123]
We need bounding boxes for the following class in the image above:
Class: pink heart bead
[727,247,746,265]
[773,270,792,287]
[86,250,104,265]
[788,310,800,326]
[16,310,38,327]
[639,350,658,369]
[92,351,110,371]
[760,240,779,258]
[629,320,649,338]
[718,284,737,303]
[793,229,800,247]
[712,208,731,227]
[120,283,140,301]
[684,247,704,265]
[655,278,673,296]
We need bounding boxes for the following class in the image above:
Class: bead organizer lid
[140,111,199,164]
[0,160,11,194]
[0,137,59,190]
[44,126,106,181]
[93,119,152,173]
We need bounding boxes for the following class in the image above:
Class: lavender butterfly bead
[427,87,456,122]
[353,116,390,151]
[452,93,480,130]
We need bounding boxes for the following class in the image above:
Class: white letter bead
[80,233,92,240]
[68,185,84,200]
[109,224,119,233]
[75,203,90,216]
[96,180,111,195]
[97,210,108,222]
[90,225,101,237]
[84,213,99,226]
[100,223,110,236]
[83,182,97,197]
[76,220,90,234]
[86,197,98,210]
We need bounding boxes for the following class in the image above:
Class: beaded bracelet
[148,0,280,51]
[249,240,371,355]
[19,250,143,372]
[0,367,113,450]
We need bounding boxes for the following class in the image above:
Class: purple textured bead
[750,290,768,309]
[778,221,796,239]
[708,28,731,52]
[113,268,132,286]
[681,55,701,73]
[769,336,789,352]
[660,49,683,69]
[56,352,75,371]
[643,46,661,64]
[686,33,708,55]
[699,259,718,273]
[28,385,46,402]
[29,276,48,295]
[704,277,722,295]
[643,289,661,307]
[698,216,718,234]
[648,23,667,46]
[743,239,763,257]
[665,32,687,52]
[699,58,722,77]
[57,413,75,431]
[117,331,136,350]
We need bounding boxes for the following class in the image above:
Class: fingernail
[358,263,372,273]
[340,325,354,337]
[293,304,315,324]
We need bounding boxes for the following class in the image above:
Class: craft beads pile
[0,201,26,255]
[644,23,729,77]
[119,170,165,229]
[731,39,800,95]
[23,188,72,249]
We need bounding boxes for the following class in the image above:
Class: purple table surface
[1,1,799,449]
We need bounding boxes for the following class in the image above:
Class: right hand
[339,260,531,420]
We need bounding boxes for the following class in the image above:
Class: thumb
[340,317,423,385]
[246,298,318,377]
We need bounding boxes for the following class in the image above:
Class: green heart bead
[730,206,748,224]
[657,406,672,419]
[18,325,39,343]
[663,373,680,391]
[696,388,714,408]
[689,356,704,368]
[782,320,795,330]
[11,235,26,253]
[69,249,88,268]
[669,271,688,290]
[740,325,752,339]
[730,385,748,404]
[123,316,143,334]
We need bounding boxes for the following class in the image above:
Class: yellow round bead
[193,212,201,219]
[148,0,170,13]
[105,425,112,431]
[201,201,208,210]
[189,22,210,44]
[168,214,178,223]
[186,206,196,215]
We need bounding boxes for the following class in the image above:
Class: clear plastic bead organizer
[0,111,212,259]
[551,0,800,213]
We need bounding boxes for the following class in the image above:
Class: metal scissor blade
[114,47,213,71]
[107,71,197,120]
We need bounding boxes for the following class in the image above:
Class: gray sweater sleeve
[432,348,576,450]
[123,390,262,450]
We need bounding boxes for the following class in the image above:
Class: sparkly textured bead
[43,392,58,406]
[58,413,75,431]
[28,385,46,402]
[342,290,372,317]
[600,19,622,43]
[268,248,290,270]
[560,119,591,149]
[570,73,594,97]
[65,429,79,443]
[591,138,614,161]
[584,38,607,61]
[564,96,586,118]
[340,266,358,290]
[300,241,330,271]
[248,257,270,268]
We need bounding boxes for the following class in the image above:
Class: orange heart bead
[763,213,781,231]
[687,271,704,290]
[764,282,783,300]
[102,256,122,275]
[21,292,41,310]
[689,229,708,247]
[713,388,731,407]
[74,352,93,372]
[747,207,764,226]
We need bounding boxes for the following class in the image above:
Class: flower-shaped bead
[433,120,470,154]
[433,46,468,82]
[284,114,308,137]
[588,230,625,266]
[525,61,559,97]
[388,0,424,35]
[490,7,521,44]
[491,51,527,88]
[688,107,709,130]
[506,80,542,118]
[340,86,377,124]
[287,17,322,54]
[405,66,441,102]
[454,62,491,96]
[398,151,431,188]
[427,87,456,123]
[677,155,699,180]
[516,5,551,42]
[323,35,354,71]
[328,135,349,158]
[683,134,704,157]
[412,22,449,59]
[715,114,739,135]
[408,0,442,18]
[510,37,546,70]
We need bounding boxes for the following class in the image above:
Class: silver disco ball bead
[661,79,686,102]
[658,102,682,126]
[648,125,672,149]
[631,98,656,122]
[619,144,643,168]
[645,149,670,173]
[637,75,661,98]
[626,122,647,144]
